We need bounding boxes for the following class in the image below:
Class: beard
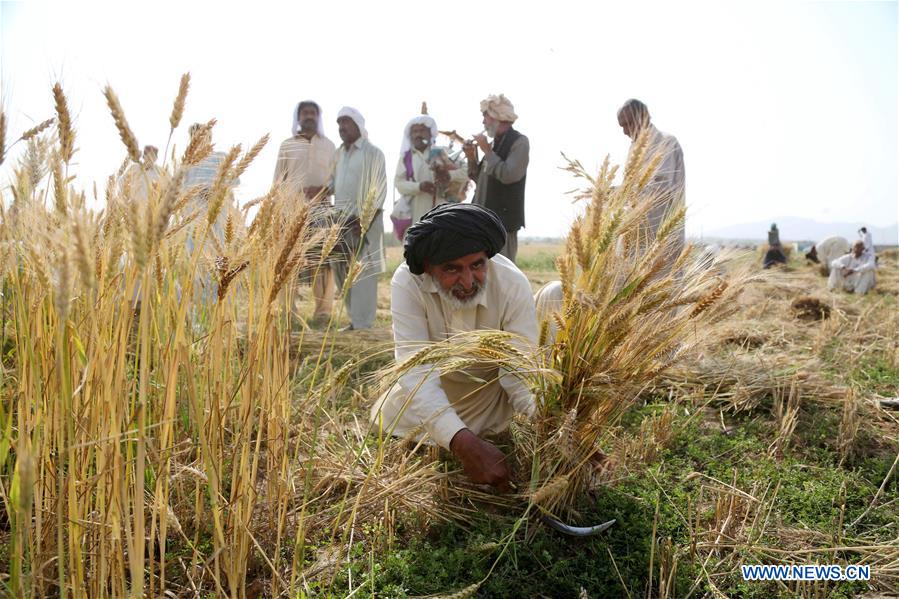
[485,122,498,137]
[433,277,487,312]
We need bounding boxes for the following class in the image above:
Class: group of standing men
[271,94,532,330]
[269,95,686,332]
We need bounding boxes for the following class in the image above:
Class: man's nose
[459,270,474,289]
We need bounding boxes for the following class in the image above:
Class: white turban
[479,94,518,123]
[337,106,368,139]
[400,115,438,155]
[292,100,325,137]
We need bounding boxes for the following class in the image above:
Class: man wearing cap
[273,101,338,326]
[331,106,388,330]
[371,203,538,490]
[463,94,529,262]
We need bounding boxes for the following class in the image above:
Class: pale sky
[2,0,897,239]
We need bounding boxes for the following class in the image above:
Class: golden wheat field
[0,79,897,599]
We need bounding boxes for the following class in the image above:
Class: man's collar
[344,137,364,151]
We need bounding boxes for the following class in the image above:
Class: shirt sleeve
[329,150,339,196]
[272,142,288,185]
[370,147,388,213]
[483,136,530,185]
[468,157,482,182]
[391,272,467,448]
[856,252,877,272]
[394,155,420,197]
[497,270,539,416]
[831,254,850,270]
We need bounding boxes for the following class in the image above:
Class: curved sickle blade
[541,515,617,537]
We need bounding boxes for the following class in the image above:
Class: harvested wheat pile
[791,295,831,321]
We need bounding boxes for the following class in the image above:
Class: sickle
[540,515,617,537]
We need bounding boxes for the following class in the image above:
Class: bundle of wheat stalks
[383,135,763,520]
[0,78,450,598]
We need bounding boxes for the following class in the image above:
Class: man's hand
[842,267,854,277]
[419,181,436,194]
[473,134,491,155]
[449,429,511,491]
[462,141,478,162]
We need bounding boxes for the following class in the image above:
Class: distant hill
[702,217,898,246]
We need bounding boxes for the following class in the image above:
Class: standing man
[185,124,241,244]
[331,106,387,331]
[272,101,337,327]
[617,99,686,259]
[858,227,874,255]
[394,114,468,226]
[463,94,529,262]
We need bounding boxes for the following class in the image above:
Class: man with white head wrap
[273,101,336,201]
[394,114,469,227]
[858,227,874,255]
[272,100,338,325]
[331,106,388,330]
[463,94,530,262]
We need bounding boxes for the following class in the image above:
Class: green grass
[307,397,896,598]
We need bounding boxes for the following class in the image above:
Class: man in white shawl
[828,240,877,295]
[331,106,388,330]
[272,101,338,326]
[394,114,468,226]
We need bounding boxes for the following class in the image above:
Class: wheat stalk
[690,281,728,318]
[20,118,55,142]
[0,109,6,166]
[52,153,67,215]
[233,133,269,179]
[182,118,216,166]
[72,217,95,291]
[103,85,140,163]
[52,83,75,163]
[206,144,241,226]
[152,167,185,249]
[169,73,190,130]
[530,474,570,505]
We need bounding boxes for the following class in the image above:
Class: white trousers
[828,269,875,295]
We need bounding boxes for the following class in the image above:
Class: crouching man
[371,203,538,491]
[828,240,876,295]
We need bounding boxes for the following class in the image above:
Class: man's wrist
[449,428,475,455]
